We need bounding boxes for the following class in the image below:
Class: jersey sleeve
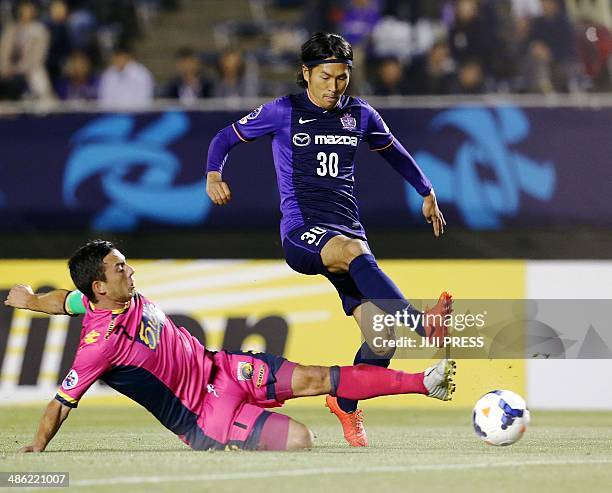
[363,105,395,151]
[64,290,86,316]
[55,343,110,408]
[232,100,281,142]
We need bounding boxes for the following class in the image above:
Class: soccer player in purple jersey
[5,240,456,452]
[206,32,452,446]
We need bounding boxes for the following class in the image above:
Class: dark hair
[175,46,197,60]
[68,240,115,302]
[297,32,353,88]
[112,43,133,56]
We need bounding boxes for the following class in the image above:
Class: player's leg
[286,419,315,451]
[282,227,452,444]
[235,406,313,451]
[219,349,455,404]
[199,351,314,451]
[327,251,453,432]
[283,228,397,443]
[321,235,452,331]
[332,299,397,416]
[321,235,418,317]
[290,361,456,401]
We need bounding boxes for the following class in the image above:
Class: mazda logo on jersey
[292,133,311,146]
[314,135,358,146]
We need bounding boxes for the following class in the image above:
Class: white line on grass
[51,458,612,488]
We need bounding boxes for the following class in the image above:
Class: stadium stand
[0,0,610,103]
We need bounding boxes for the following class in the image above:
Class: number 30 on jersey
[316,152,339,177]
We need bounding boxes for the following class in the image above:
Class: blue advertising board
[0,104,610,232]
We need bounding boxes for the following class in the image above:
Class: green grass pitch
[1,405,612,493]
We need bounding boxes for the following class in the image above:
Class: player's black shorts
[282,224,367,316]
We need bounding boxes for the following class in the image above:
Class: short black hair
[68,240,115,303]
[175,46,198,60]
[112,43,133,56]
[297,32,353,88]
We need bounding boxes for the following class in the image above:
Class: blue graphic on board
[407,107,556,229]
[63,111,209,231]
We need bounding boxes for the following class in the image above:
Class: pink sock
[334,364,428,400]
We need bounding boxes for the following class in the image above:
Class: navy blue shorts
[282,224,365,316]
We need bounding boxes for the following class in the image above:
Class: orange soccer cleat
[423,291,454,346]
[325,395,368,447]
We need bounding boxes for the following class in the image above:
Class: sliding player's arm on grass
[4,285,86,316]
[205,101,281,205]
[18,399,72,453]
[365,106,446,237]
[20,325,109,453]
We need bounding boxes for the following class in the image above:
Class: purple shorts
[283,224,368,316]
[185,350,296,451]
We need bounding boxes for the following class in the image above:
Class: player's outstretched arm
[18,399,72,452]
[206,123,243,206]
[4,285,71,315]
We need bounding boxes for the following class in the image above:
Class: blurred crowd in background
[0,0,610,106]
[305,0,612,95]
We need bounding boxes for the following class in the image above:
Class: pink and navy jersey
[230,92,396,240]
[56,292,215,447]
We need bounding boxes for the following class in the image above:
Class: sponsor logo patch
[314,135,358,146]
[237,362,254,381]
[256,366,266,388]
[292,133,311,146]
[83,330,100,345]
[104,320,115,340]
[207,384,219,397]
[62,369,78,390]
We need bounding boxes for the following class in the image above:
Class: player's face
[99,249,136,303]
[303,62,350,110]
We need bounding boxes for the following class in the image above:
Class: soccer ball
[472,390,530,446]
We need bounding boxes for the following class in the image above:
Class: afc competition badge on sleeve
[238,105,263,125]
[62,369,78,390]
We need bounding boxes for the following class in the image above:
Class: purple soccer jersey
[208,91,431,240]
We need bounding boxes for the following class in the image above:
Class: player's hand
[4,284,34,309]
[17,444,42,453]
[206,171,232,205]
[422,190,446,237]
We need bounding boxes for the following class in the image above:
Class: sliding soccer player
[206,32,451,446]
[5,240,456,452]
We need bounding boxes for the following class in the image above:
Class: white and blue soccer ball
[472,390,530,446]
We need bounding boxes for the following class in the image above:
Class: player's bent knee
[321,236,370,273]
[286,421,314,451]
[342,239,369,266]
